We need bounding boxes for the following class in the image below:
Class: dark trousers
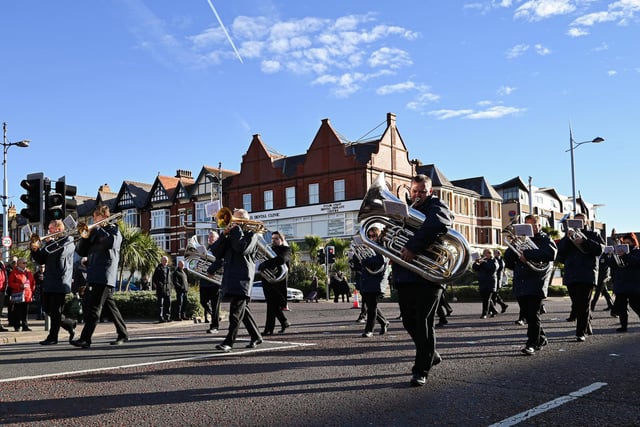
[362,292,387,333]
[397,284,443,377]
[517,295,545,348]
[157,292,171,321]
[613,293,640,329]
[567,282,594,337]
[200,286,221,328]
[176,291,188,319]
[41,292,75,341]
[492,290,507,309]
[11,302,30,329]
[222,296,261,347]
[591,280,614,310]
[263,283,288,333]
[480,290,497,316]
[79,283,127,344]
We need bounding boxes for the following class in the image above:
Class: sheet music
[206,200,221,217]
[513,224,534,237]
[383,199,409,217]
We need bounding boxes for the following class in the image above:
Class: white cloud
[261,60,281,73]
[498,86,516,96]
[607,70,618,76]
[376,81,419,95]
[506,44,530,59]
[514,0,576,22]
[534,44,551,55]
[368,47,413,69]
[567,26,590,37]
[427,105,525,120]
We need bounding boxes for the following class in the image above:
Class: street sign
[2,236,12,248]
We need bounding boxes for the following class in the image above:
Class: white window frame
[333,179,345,201]
[308,183,319,204]
[285,186,296,208]
[264,190,273,210]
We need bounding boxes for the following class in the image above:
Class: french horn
[357,173,471,283]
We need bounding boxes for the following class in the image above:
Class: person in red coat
[8,258,36,331]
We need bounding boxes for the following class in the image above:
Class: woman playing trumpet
[30,219,77,344]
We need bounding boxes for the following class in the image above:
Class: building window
[502,187,519,202]
[264,190,273,210]
[150,209,170,230]
[309,183,319,204]
[243,193,252,212]
[195,201,209,222]
[151,234,171,251]
[178,209,186,227]
[285,187,296,207]
[178,232,187,251]
[122,208,139,228]
[333,179,345,201]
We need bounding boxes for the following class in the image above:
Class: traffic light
[19,172,44,222]
[317,248,325,264]
[55,176,77,218]
[45,178,65,222]
[327,245,336,264]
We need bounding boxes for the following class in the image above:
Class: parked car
[250,281,304,302]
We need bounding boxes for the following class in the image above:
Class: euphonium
[357,173,471,283]
[502,221,549,273]
[349,236,386,275]
[216,207,267,233]
[565,218,589,254]
[256,235,288,283]
[183,235,223,284]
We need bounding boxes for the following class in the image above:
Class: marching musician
[201,230,222,334]
[473,249,499,319]
[394,174,453,387]
[556,213,604,342]
[504,214,557,356]
[605,232,640,332]
[358,226,389,338]
[257,230,291,335]
[211,208,262,352]
[71,204,128,348]
[30,219,77,345]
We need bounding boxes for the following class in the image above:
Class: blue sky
[2,0,639,233]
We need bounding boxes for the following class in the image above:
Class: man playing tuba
[394,174,453,387]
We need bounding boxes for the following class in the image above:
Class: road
[1,297,638,426]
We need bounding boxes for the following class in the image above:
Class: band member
[492,249,509,313]
[30,219,77,344]
[504,214,557,355]
[605,232,640,332]
[473,249,499,318]
[210,209,262,352]
[394,174,452,387]
[200,231,222,333]
[71,204,128,348]
[258,230,291,335]
[556,214,604,341]
[358,226,389,337]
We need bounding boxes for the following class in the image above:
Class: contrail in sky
[206,0,243,63]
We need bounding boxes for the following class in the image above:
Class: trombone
[215,207,267,234]
[39,212,123,254]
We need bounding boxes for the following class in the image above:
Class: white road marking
[489,382,608,427]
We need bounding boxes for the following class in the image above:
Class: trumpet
[75,212,124,239]
[215,207,267,234]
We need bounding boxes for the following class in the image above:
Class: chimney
[99,184,111,193]
[175,169,193,179]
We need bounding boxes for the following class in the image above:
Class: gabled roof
[451,177,502,200]
[416,164,454,188]
[493,176,529,191]
[115,180,153,210]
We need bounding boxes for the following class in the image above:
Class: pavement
[0,315,203,345]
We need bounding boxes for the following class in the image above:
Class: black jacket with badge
[504,231,557,298]
[556,228,604,285]
[31,236,75,294]
[211,226,258,298]
[391,195,453,289]
[75,223,122,287]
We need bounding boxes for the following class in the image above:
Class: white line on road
[0,338,314,384]
[488,382,608,427]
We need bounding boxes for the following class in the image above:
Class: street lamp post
[568,127,604,216]
[2,122,30,263]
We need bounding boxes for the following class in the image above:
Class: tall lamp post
[568,127,604,216]
[2,122,30,263]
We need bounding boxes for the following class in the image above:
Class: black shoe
[380,322,389,335]
[206,328,218,334]
[433,352,442,366]
[110,337,129,346]
[0,326,8,332]
[40,339,58,345]
[71,339,91,349]
[566,317,576,322]
[539,305,547,314]
[245,339,263,348]
[410,374,426,387]
[262,330,273,336]
[535,337,548,350]
[361,331,373,338]
[22,326,32,332]
[501,304,508,314]
[278,323,290,334]
[215,343,232,352]
[616,327,628,333]
[446,308,453,316]
[68,321,77,343]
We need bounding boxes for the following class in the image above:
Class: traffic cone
[352,290,361,309]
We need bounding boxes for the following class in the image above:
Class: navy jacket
[605,248,640,295]
[556,228,604,286]
[211,226,258,298]
[392,195,453,289]
[473,258,498,292]
[504,231,557,298]
[75,223,122,287]
[30,236,75,294]
[359,252,388,294]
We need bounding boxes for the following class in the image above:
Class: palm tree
[304,235,323,263]
[118,222,166,291]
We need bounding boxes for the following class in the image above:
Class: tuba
[357,173,471,283]
[502,220,549,273]
[255,235,288,283]
[349,235,386,275]
[184,235,223,284]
